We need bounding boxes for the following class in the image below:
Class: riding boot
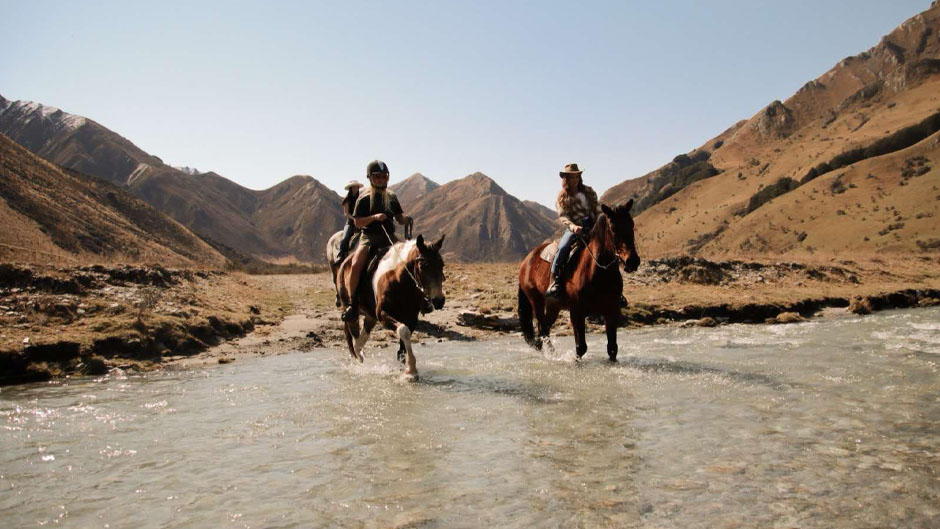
[545,270,563,298]
[341,288,359,322]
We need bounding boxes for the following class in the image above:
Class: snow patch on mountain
[173,166,202,175]
[3,99,87,131]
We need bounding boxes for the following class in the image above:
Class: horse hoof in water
[401,372,419,382]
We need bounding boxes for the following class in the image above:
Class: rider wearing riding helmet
[341,160,409,322]
[546,162,601,298]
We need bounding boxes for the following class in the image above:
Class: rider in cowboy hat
[546,162,601,298]
[336,179,364,263]
[341,160,410,322]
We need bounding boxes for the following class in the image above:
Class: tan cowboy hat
[559,163,583,176]
[344,180,364,190]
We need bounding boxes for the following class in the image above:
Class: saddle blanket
[539,241,559,263]
[539,239,584,265]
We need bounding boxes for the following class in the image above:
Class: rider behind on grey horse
[546,162,601,298]
[336,179,364,263]
[341,160,409,322]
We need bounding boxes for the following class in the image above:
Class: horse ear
[431,234,445,252]
[416,234,426,251]
[601,204,614,218]
[624,198,634,212]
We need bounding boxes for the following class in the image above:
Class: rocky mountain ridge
[602,2,940,258]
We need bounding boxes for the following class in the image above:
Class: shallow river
[2,308,939,528]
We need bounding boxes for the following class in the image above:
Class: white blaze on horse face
[371,241,417,303]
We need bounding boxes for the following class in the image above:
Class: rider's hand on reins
[373,213,388,223]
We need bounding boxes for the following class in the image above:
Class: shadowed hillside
[602,2,940,258]
[0,133,227,267]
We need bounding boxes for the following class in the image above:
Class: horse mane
[589,213,612,244]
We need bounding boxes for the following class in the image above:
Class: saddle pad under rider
[539,239,584,264]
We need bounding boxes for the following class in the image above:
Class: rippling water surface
[2,308,939,528]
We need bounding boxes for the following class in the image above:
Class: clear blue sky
[0,0,930,207]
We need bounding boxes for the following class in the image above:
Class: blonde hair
[370,186,391,213]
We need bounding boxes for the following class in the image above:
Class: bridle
[382,224,430,302]
[577,219,630,271]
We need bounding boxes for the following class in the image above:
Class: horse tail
[518,285,536,346]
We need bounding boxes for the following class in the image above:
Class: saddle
[539,238,585,271]
[330,231,361,263]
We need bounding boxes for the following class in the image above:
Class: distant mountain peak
[459,171,506,196]
[390,172,440,207]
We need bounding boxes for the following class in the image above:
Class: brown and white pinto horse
[518,200,640,361]
[326,217,413,307]
[335,234,445,380]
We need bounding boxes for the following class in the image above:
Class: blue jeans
[338,220,355,256]
[550,229,578,278]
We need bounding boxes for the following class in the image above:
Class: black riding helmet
[366,160,389,177]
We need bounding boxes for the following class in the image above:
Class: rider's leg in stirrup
[337,220,355,262]
[546,229,576,297]
[343,246,369,322]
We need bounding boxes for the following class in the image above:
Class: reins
[381,224,430,301]
[577,231,620,270]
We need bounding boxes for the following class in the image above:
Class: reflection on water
[2,308,939,528]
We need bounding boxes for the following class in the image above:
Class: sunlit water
[2,308,939,528]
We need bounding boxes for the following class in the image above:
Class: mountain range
[2,2,938,264]
[0,96,558,263]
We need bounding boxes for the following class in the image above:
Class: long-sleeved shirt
[555,185,601,231]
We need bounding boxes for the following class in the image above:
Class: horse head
[414,234,446,310]
[600,199,641,273]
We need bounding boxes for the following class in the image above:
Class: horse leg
[344,319,360,361]
[351,316,375,363]
[539,302,561,352]
[605,309,619,362]
[380,311,418,381]
[529,294,549,351]
[331,263,341,307]
[398,315,418,364]
[397,339,406,364]
[570,310,588,359]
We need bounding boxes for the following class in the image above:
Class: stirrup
[545,279,562,298]
[341,304,358,322]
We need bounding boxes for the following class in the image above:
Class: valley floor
[2,256,939,383]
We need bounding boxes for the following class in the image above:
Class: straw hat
[344,180,364,190]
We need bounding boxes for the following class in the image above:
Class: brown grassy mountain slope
[602,2,940,259]
[252,175,345,262]
[0,133,227,267]
[0,94,345,261]
[390,173,440,209]
[408,172,556,261]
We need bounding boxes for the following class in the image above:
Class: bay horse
[335,234,445,380]
[517,200,640,361]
